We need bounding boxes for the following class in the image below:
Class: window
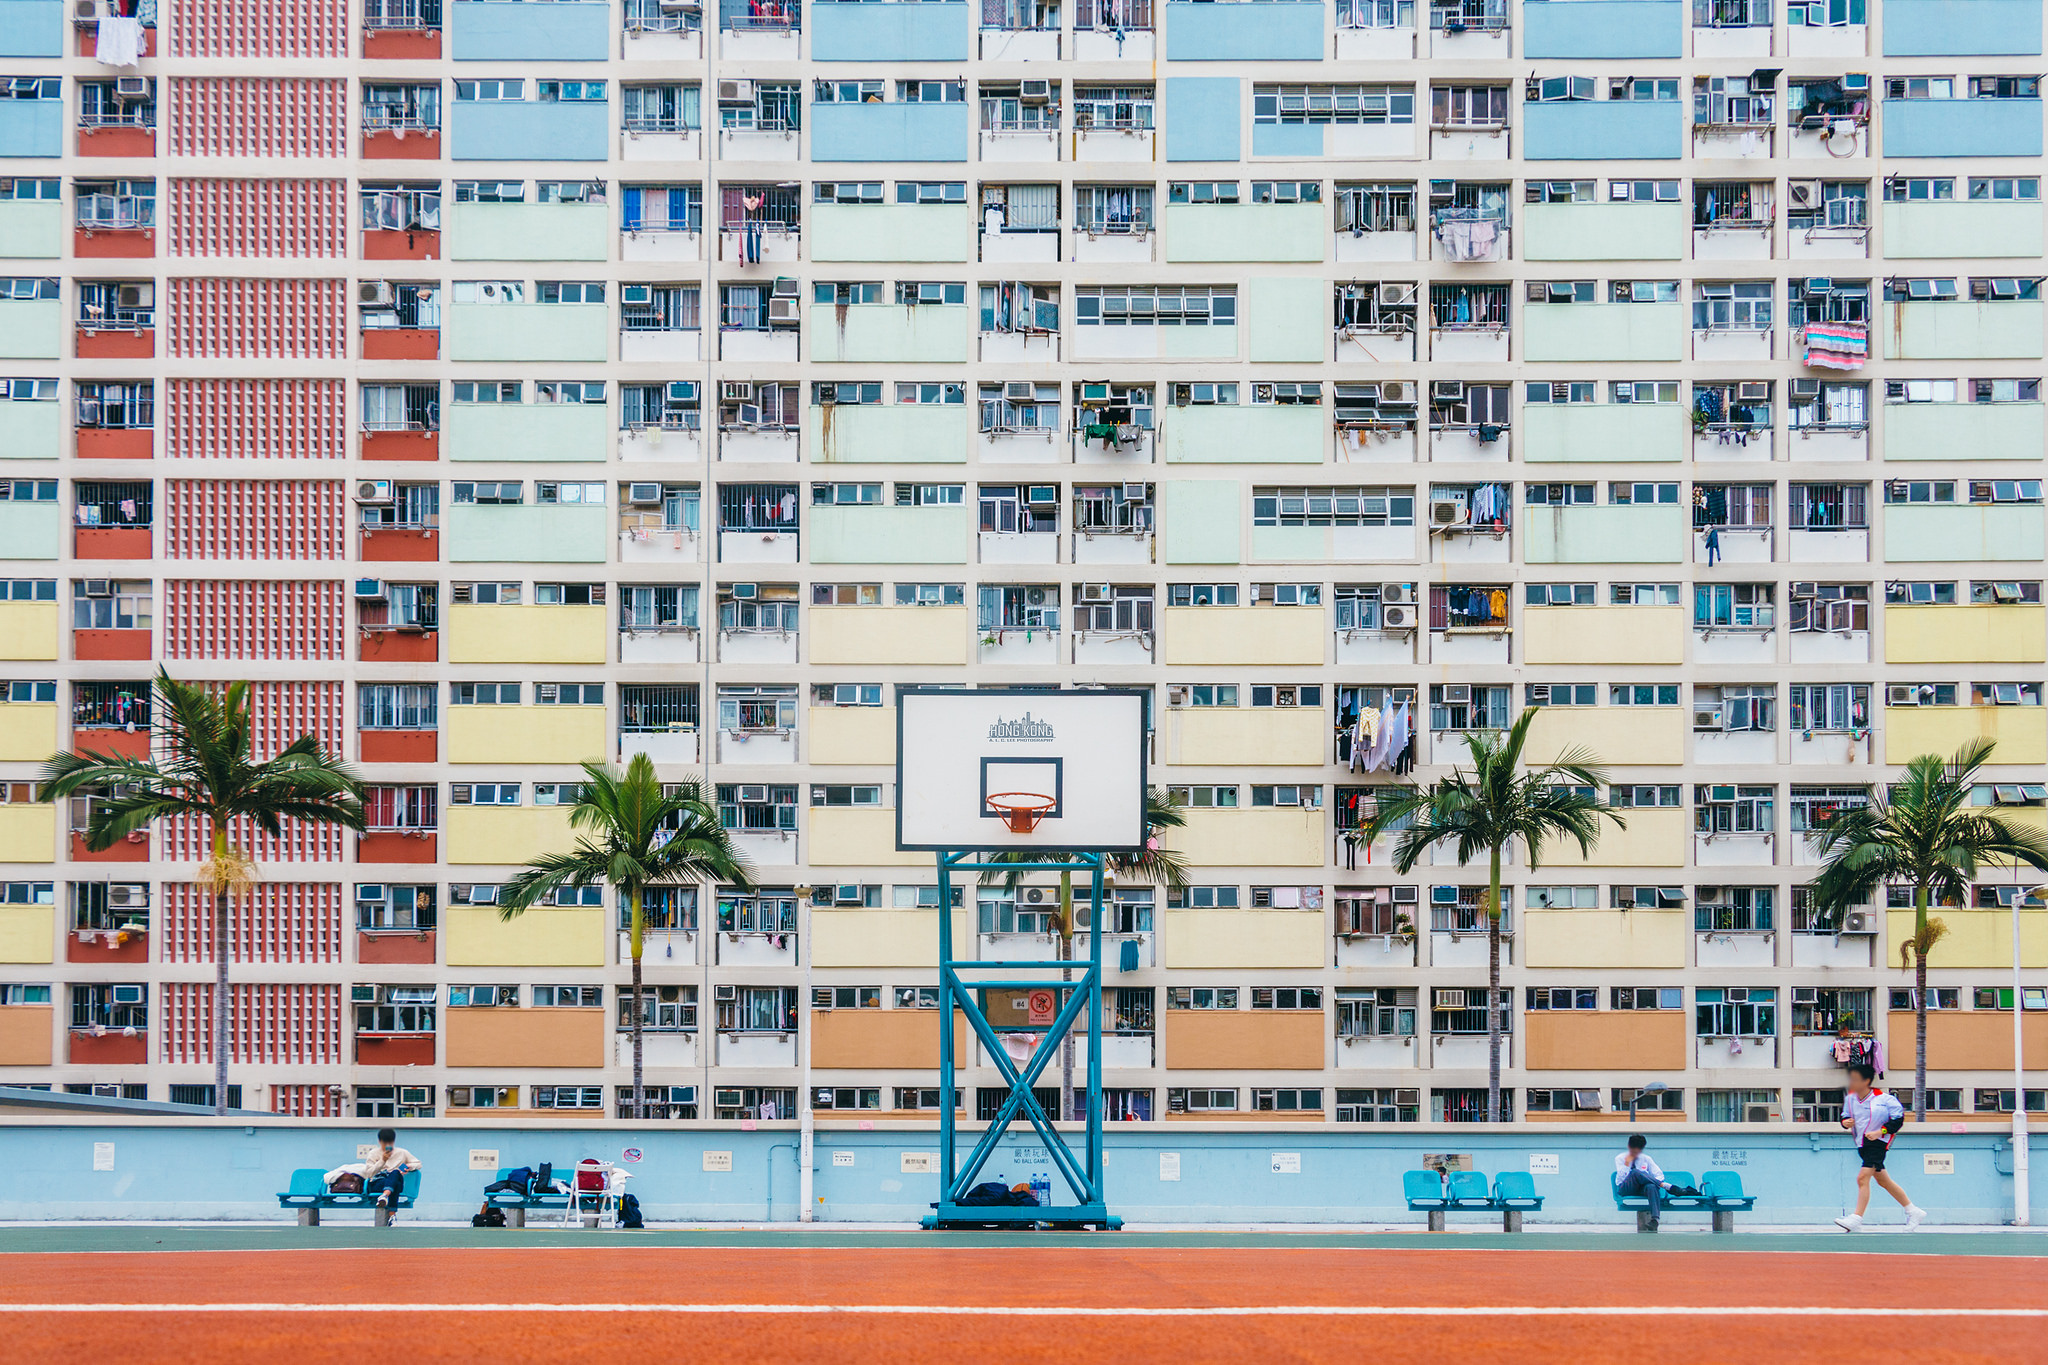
[357,884,435,933]
[716,784,797,831]
[537,81,607,104]
[1252,988,1322,1010]
[1525,987,1598,1011]
[1337,988,1417,1037]
[809,784,882,808]
[1433,84,1509,125]
[364,785,437,833]
[898,382,967,406]
[1253,486,1414,528]
[1428,684,1510,732]
[1694,784,1774,834]
[1071,583,1152,633]
[1789,682,1871,731]
[1431,886,1508,934]
[1695,886,1774,932]
[1969,478,2044,505]
[621,84,699,133]
[1693,281,1774,330]
[1167,584,1238,607]
[1430,988,1512,1035]
[1788,482,1868,530]
[1166,784,1237,809]
[531,986,602,1009]
[1256,84,1414,125]
[618,988,697,1037]
[1696,987,1775,1037]
[536,282,604,306]
[1611,684,1681,707]
[450,783,519,806]
[1171,885,1242,909]
[454,80,524,103]
[533,683,603,706]
[355,986,435,1036]
[1792,987,1873,1035]
[1615,987,1684,1010]
[1167,987,1239,1010]
[895,484,963,509]
[1610,785,1682,809]
[1076,286,1236,327]
[71,579,150,632]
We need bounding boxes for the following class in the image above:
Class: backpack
[471,1203,507,1228]
[616,1192,644,1229]
[534,1162,554,1195]
[330,1172,364,1194]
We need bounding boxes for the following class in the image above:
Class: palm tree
[497,755,752,1119]
[982,788,1188,1121]
[41,670,365,1116]
[1362,709,1621,1123]
[1808,739,2048,1121]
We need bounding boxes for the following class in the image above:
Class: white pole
[2013,888,2032,1227]
[798,887,815,1223]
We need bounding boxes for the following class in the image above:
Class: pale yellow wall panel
[446,604,607,664]
[809,606,967,665]
[809,807,927,867]
[446,806,578,865]
[1883,605,2046,664]
[810,908,969,968]
[445,905,605,967]
[1165,808,1326,867]
[1162,607,1324,665]
[0,903,53,964]
[1522,907,1687,968]
[1525,708,1685,766]
[1163,909,1324,968]
[448,706,607,766]
[1883,706,2048,765]
[0,703,57,762]
[1522,606,1685,665]
[1165,708,1325,767]
[1886,907,2047,969]
[0,603,57,661]
[808,707,896,765]
[0,807,55,864]
[1536,808,1686,869]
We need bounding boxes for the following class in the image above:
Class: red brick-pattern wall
[169,78,347,160]
[170,0,348,59]
[161,578,344,661]
[169,179,349,259]
[161,882,344,965]
[161,981,342,1065]
[168,278,347,359]
[162,480,346,560]
[165,380,345,462]
[161,812,344,865]
[271,1083,347,1117]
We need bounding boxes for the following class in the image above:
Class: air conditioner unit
[714,985,738,1002]
[1886,684,1919,706]
[721,381,754,402]
[1166,686,1188,707]
[110,984,144,1004]
[1842,73,1870,92]
[766,296,800,325]
[115,283,152,309]
[718,79,755,106]
[74,0,103,21]
[115,76,149,100]
[666,381,697,403]
[1381,604,1414,630]
[1026,888,1046,904]
[1003,380,1036,402]
[107,884,145,909]
[351,984,379,1003]
[1441,684,1471,704]
[1117,484,1148,505]
[1790,581,1818,598]
[1842,911,1876,934]
[621,285,653,306]
[1080,583,1111,602]
[1380,381,1416,406]
[834,884,862,904]
[1377,282,1416,308]
[1434,989,1466,1009]
[1694,707,1725,731]
[1026,486,1059,507]
[1020,80,1052,105]
[729,582,757,599]
[1737,382,1770,401]
[83,578,111,597]
[359,281,394,308]
[353,579,387,602]
[626,483,663,506]
[355,480,393,504]
[1392,886,1418,904]
[1381,582,1415,605]
[1430,380,1465,402]
[1791,378,1821,398]
[1430,499,1467,527]
[1695,889,1729,907]
[356,884,387,904]
[738,784,769,803]
[1743,1103,1774,1123]
[1787,180,1822,208]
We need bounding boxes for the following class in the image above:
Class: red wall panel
[161,881,344,965]
[170,0,348,59]
[163,480,346,560]
[162,981,343,1066]
[168,278,347,359]
[161,579,344,661]
[169,78,347,160]
[166,380,345,462]
[169,179,348,259]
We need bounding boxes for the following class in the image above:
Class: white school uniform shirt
[1842,1088,1905,1144]
[1614,1152,1665,1184]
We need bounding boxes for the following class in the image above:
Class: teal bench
[1612,1169,1755,1232]
[278,1168,419,1227]
[483,1165,572,1228]
[1404,1168,1540,1231]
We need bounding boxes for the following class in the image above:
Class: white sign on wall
[1529,1154,1560,1175]
[1270,1153,1302,1175]
[468,1149,499,1170]
[900,1152,938,1174]
[702,1150,733,1172]
[1159,1152,1182,1182]
[832,1151,856,1167]
[92,1142,114,1172]
[1923,1153,1955,1175]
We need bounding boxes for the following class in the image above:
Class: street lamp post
[1628,1081,1668,1124]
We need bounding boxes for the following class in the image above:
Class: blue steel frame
[922,848,1120,1229]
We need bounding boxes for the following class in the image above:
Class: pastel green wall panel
[1163,203,1323,263]
[0,503,58,559]
[806,404,968,463]
[447,304,609,362]
[1883,504,2045,561]
[808,304,970,363]
[1522,203,1686,261]
[1523,303,1686,362]
[445,505,608,562]
[809,205,971,263]
[1162,480,1242,564]
[0,200,62,259]
[1522,404,1686,463]
[1246,276,1325,363]
[1884,403,2044,460]
[450,203,610,261]
[1881,201,2042,259]
[1524,505,1687,563]
[1161,324,1239,360]
[0,398,60,459]
[809,505,969,563]
[1880,301,2044,360]
[447,403,609,462]
[0,301,61,359]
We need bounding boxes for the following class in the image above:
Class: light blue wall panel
[1882,99,2044,157]
[811,1,971,59]
[0,102,63,158]
[0,1,64,58]
[1523,1,1683,58]
[1164,77,1241,162]
[450,1,610,60]
[450,103,610,161]
[1163,2,1325,60]
[1523,101,1683,160]
[1882,0,2042,55]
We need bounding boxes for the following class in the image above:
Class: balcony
[1880,300,2044,361]
[1523,302,1686,361]
[358,828,437,864]
[364,0,443,59]
[807,303,970,363]
[450,0,607,58]
[1523,100,1684,161]
[1523,203,1685,261]
[810,604,968,664]
[446,302,607,362]
[1695,1034,1776,1068]
[809,505,970,563]
[446,602,606,663]
[1883,200,2043,260]
[1521,403,1685,464]
[450,202,607,263]
[812,103,969,163]
[1163,405,1322,465]
[619,723,698,768]
[450,101,607,162]
[1883,503,2046,563]
[68,1027,146,1066]
[1523,504,1687,564]
[1882,98,2043,158]
[360,524,440,564]
[812,205,971,264]
[360,729,437,765]
[1163,1,1324,59]
[1883,702,2046,765]
[1523,0,1680,57]
[811,0,969,58]
[1162,202,1323,264]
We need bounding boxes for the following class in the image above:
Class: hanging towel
[1118,938,1140,973]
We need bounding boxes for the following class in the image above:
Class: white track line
[0,1304,2042,1318]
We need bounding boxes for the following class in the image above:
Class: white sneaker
[1905,1206,1926,1230]
[1833,1214,1863,1233]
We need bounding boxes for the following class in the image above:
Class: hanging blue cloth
[1118,938,1140,972]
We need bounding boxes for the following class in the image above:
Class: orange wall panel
[1164,1012,1324,1070]
[445,1008,606,1069]
[1525,1011,1686,1071]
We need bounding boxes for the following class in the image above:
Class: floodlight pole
[925,848,1118,1230]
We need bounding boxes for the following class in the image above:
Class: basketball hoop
[986,792,1057,834]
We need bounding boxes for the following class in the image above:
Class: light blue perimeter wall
[0,1122,2035,1225]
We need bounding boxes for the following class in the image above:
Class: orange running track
[2,1245,2040,1364]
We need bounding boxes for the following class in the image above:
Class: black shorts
[1858,1138,1891,1171]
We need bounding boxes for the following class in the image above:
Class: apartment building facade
[0,0,2043,1127]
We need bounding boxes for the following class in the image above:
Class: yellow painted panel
[448,705,607,765]
[1883,706,2048,765]
[1162,607,1324,666]
[1537,808,1686,869]
[1525,1012,1685,1070]
[1525,708,1685,766]
[809,606,967,665]
[808,707,895,765]
[445,1008,605,1067]
[810,908,970,968]
[0,1005,53,1066]
[1166,708,1325,767]
[1522,606,1685,665]
[1522,907,1687,968]
[0,903,53,964]
[1883,605,2046,664]
[445,806,578,865]
[446,604,607,664]
[0,603,58,661]
[0,806,55,863]
[1162,909,1323,968]
[1164,808,1325,867]
[809,807,927,867]
[0,703,56,763]
[1886,907,2048,969]
[445,905,604,967]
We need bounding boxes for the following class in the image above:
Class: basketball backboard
[896,687,1148,852]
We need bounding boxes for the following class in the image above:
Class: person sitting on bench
[361,1128,421,1221]
[1614,1133,1675,1231]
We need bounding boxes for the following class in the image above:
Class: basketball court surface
[1,1226,2040,1363]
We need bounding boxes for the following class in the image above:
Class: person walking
[1834,1062,1926,1232]
[1614,1134,1675,1232]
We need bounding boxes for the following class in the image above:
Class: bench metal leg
[1712,1210,1734,1234]
[1637,1211,1657,1233]
[506,1206,526,1229]
[296,1208,319,1227]
[1503,1209,1523,1233]
[373,1206,392,1229]
[1427,1210,1446,1232]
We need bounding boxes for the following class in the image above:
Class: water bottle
[1031,1171,1051,1206]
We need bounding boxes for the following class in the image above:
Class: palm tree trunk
[211,825,230,1117]
[629,884,645,1121]
[1058,870,1074,1123]
[1913,882,1929,1122]
[1486,844,1503,1125]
